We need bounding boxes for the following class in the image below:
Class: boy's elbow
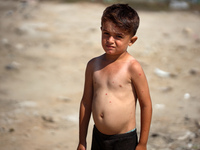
[81,99,92,109]
[140,100,152,111]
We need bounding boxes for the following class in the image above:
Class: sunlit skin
[77,20,152,150]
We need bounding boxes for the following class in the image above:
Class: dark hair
[101,4,140,36]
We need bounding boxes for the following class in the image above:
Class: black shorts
[91,125,138,150]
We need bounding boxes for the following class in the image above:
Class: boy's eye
[117,35,123,38]
[103,32,109,35]
[116,35,123,39]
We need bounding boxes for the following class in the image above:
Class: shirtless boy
[77,4,152,150]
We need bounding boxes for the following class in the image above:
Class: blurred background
[0,0,200,150]
[64,0,200,11]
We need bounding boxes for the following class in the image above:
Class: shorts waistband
[93,125,137,140]
[126,128,136,133]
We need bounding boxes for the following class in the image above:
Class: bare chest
[93,63,131,90]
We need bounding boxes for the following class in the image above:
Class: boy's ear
[129,36,138,46]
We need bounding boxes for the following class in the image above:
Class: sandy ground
[0,1,200,150]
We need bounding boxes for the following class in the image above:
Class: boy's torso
[91,53,137,135]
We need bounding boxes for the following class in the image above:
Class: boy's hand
[77,143,86,150]
[135,143,147,150]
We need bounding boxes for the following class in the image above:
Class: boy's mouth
[106,45,115,49]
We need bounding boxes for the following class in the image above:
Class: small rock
[159,86,173,93]
[57,96,71,102]
[9,128,15,133]
[184,116,190,121]
[62,114,78,123]
[19,101,37,108]
[195,120,200,129]
[15,43,24,50]
[189,68,199,75]
[151,133,160,138]
[184,93,190,100]
[182,27,193,36]
[154,104,165,110]
[154,68,176,78]
[1,38,9,45]
[178,131,195,140]
[187,143,193,149]
[5,61,21,70]
[42,116,54,123]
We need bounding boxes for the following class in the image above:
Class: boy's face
[101,21,137,56]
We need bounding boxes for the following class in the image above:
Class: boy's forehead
[102,21,128,35]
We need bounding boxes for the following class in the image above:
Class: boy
[77,4,152,150]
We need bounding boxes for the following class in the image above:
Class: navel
[100,113,104,118]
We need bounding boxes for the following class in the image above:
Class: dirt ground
[0,1,200,150]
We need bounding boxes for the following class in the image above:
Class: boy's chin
[105,50,115,55]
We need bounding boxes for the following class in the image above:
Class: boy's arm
[77,60,94,150]
[130,61,152,150]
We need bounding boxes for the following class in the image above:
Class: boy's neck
[104,51,129,62]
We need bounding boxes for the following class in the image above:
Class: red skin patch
[105,93,107,95]
[139,73,141,76]
[109,101,111,103]
[119,85,122,87]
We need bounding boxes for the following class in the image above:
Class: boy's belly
[92,92,136,135]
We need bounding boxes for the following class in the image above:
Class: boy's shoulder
[87,55,102,66]
[127,56,146,81]
[129,57,142,70]
[87,54,109,66]
[86,54,143,74]
[129,58,143,73]
[123,54,142,71]
[86,55,104,71]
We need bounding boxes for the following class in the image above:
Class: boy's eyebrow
[102,29,125,36]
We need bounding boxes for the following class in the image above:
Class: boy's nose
[107,36,114,43]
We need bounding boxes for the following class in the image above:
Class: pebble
[62,114,78,123]
[19,101,37,108]
[5,61,21,70]
[189,68,199,75]
[183,93,190,100]
[154,104,165,110]
[187,143,193,148]
[195,120,200,129]
[178,131,195,140]
[154,68,176,78]
[9,128,15,133]
[42,115,54,123]
[151,133,160,138]
[159,86,173,93]
[15,43,24,50]
[57,96,71,102]
[1,38,9,45]
[182,27,193,36]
